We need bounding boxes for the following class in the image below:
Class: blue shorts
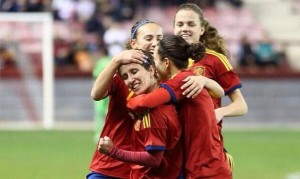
[86,171,121,179]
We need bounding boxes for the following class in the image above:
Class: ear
[130,39,138,49]
[149,65,156,77]
[199,26,205,36]
[164,58,171,69]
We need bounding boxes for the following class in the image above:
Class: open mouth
[181,34,191,39]
[148,49,154,54]
[130,83,140,91]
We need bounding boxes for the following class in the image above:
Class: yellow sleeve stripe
[142,111,151,128]
[126,90,134,100]
[206,49,233,71]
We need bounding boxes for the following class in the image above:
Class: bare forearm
[91,58,120,100]
[219,89,248,118]
[205,78,224,98]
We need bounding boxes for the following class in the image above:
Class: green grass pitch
[0,129,299,179]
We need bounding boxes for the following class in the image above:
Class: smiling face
[119,63,157,95]
[131,23,163,54]
[174,9,204,44]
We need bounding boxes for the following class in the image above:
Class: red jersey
[130,104,182,179]
[89,75,133,178]
[189,49,242,109]
[189,49,242,147]
[161,70,231,179]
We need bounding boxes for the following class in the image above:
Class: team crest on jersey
[193,66,205,76]
[134,120,142,131]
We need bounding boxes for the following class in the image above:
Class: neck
[147,80,160,93]
[169,66,181,79]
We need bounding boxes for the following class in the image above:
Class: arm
[109,147,163,167]
[127,88,171,111]
[215,89,248,122]
[91,50,147,100]
[98,136,163,167]
[181,75,224,98]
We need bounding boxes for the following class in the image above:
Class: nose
[128,75,135,84]
[152,38,160,47]
[181,24,189,32]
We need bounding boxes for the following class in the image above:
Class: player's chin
[133,87,145,95]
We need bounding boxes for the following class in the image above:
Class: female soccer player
[175,3,248,157]
[175,2,247,118]
[98,51,182,179]
[127,35,232,179]
[87,19,159,179]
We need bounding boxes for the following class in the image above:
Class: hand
[98,136,114,155]
[181,76,206,98]
[114,50,148,65]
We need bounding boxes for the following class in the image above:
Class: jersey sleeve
[211,54,242,95]
[109,146,164,167]
[161,71,193,103]
[127,88,171,111]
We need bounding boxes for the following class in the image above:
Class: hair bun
[187,42,206,61]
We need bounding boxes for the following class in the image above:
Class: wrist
[108,146,117,157]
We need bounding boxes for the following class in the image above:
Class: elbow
[209,90,224,99]
[91,89,102,101]
[243,103,248,115]
[240,101,248,115]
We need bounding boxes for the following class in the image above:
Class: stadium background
[1,0,300,179]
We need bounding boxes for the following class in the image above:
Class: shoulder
[205,49,233,71]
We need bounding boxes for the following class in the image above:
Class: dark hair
[141,50,156,71]
[175,3,229,57]
[118,50,159,79]
[157,35,205,69]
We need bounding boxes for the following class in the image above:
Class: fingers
[104,136,110,141]
[182,82,197,96]
[181,77,194,94]
[98,137,111,154]
[183,84,203,98]
[190,88,201,98]
[182,76,191,82]
[181,80,193,91]
[186,87,199,98]
[98,138,104,150]
[130,50,148,64]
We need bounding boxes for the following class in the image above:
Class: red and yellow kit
[130,104,182,179]
[189,49,242,109]
[127,70,232,178]
[189,49,242,146]
[89,75,133,178]
[162,71,231,179]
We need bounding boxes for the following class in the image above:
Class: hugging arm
[91,50,147,101]
[127,88,171,111]
[181,75,224,98]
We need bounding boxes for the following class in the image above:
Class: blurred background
[1,0,300,129]
[0,0,300,179]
